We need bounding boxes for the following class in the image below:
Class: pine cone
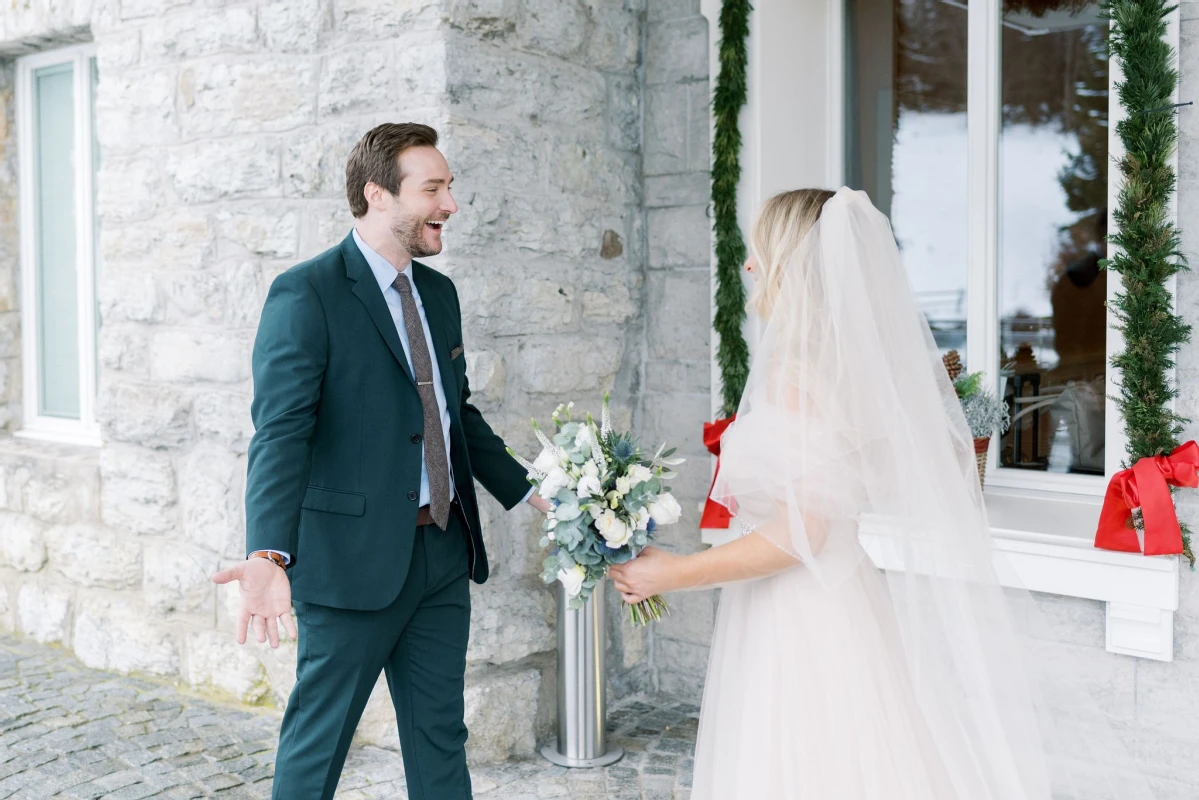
[942,350,963,381]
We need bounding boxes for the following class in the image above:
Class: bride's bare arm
[609,514,818,603]
[681,529,801,586]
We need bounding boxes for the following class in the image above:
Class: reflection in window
[846,0,969,356]
[998,3,1108,475]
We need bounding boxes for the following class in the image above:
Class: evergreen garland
[1105,0,1194,563]
[711,0,752,417]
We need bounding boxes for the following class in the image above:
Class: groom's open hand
[211,559,297,649]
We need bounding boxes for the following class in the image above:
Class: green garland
[711,0,752,417]
[1105,0,1194,563]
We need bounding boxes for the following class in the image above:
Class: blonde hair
[747,188,836,318]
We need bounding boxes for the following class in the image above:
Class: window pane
[33,62,80,419]
[998,4,1108,474]
[846,0,968,356]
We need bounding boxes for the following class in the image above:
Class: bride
[609,188,1150,799]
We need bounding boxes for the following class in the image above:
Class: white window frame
[967,1,1142,497]
[15,43,101,448]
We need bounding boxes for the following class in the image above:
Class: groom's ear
[362,181,392,213]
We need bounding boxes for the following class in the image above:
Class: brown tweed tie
[393,273,452,530]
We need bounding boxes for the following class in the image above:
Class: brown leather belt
[414,496,465,527]
[416,505,436,528]
[416,500,462,529]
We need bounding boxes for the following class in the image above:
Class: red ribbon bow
[699,416,737,529]
[1095,441,1199,555]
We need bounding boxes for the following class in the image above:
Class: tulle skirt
[692,551,960,800]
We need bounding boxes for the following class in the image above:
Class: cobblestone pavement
[0,634,696,799]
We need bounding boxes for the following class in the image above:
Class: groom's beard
[391,211,440,258]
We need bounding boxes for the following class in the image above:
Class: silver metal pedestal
[540,581,623,768]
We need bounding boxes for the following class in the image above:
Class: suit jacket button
[407,490,418,502]
[411,433,422,444]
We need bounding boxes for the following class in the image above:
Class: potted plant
[942,351,1011,485]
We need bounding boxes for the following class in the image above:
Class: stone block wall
[635,0,715,703]
[0,0,709,767]
[0,61,18,433]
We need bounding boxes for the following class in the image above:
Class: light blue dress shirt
[353,228,456,507]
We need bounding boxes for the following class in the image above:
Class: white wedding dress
[693,539,959,799]
[693,189,1152,800]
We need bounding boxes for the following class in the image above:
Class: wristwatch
[247,550,289,570]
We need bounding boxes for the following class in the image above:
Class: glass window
[846,0,969,356]
[998,4,1108,475]
[18,46,100,444]
[32,62,80,419]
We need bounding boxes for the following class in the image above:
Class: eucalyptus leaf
[606,547,634,564]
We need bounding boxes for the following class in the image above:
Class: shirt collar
[352,227,413,296]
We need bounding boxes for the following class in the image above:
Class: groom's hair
[346,123,440,218]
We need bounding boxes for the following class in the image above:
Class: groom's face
[387,146,458,258]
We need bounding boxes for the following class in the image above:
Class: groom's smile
[356,141,459,265]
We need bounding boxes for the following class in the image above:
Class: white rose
[626,464,653,485]
[576,475,603,498]
[533,449,559,474]
[596,510,633,548]
[557,564,586,598]
[634,507,651,530]
[615,476,632,496]
[538,466,570,500]
[647,492,683,526]
[582,460,599,479]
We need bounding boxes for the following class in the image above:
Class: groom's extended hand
[527,494,553,514]
[211,559,297,649]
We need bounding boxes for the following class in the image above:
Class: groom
[212,122,551,800]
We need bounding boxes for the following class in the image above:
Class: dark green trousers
[272,514,472,800]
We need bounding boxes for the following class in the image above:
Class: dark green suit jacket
[245,232,531,611]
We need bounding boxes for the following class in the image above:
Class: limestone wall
[0,0,694,766]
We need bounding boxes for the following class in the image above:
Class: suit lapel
[341,233,415,386]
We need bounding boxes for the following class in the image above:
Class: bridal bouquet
[509,394,684,626]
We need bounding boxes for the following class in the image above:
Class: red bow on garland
[700,417,737,529]
[1095,441,1199,556]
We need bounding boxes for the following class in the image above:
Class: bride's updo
[747,188,836,318]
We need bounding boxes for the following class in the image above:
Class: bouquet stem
[625,594,670,627]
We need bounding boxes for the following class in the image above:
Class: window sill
[700,485,1180,661]
[14,423,102,449]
